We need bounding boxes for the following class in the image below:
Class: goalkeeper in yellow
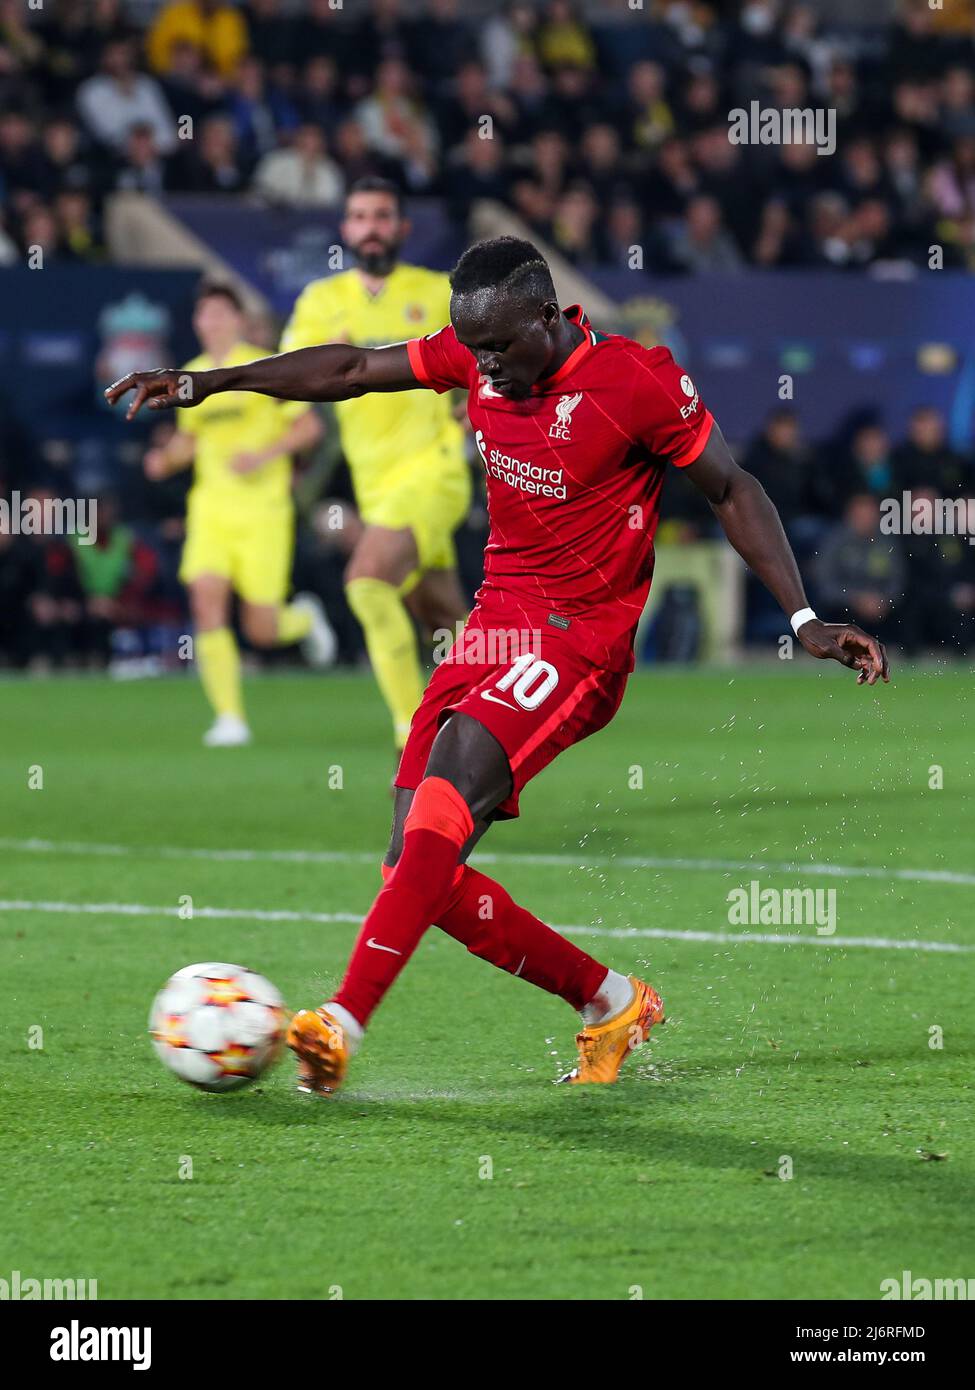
[282,177,470,752]
[144,283,336,747]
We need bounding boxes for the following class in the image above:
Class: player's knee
[425,715,510,822]
[190,584,227,632]
[241,608,277,647]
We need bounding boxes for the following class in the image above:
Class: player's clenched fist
[104,369,207,420]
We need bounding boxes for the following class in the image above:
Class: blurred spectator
[296,56,345,137]
[70,493,162,667]
[624,61,676,152]
[576,122,627,206]
[820,424,895,515]
[0,111,47,205]
[253,123,344,208]
[2,486,84,670]
[668,194,744,273]
[228,55,298,164]
[146,0,248,80]
[157,40,228,131]
[899,486,975,655]
[55,188,104,260]
[480,3,540,91]
[331,116,403,187]
[550,181,602,264]
[77,37,176,155]
[743,409,819,531]
[893,407,973,495]
[243,0,300,77]
[813,493,904,643]
[112,122,167,194]
[535,0,597,73]
[354,58,438,188]
[436,62,516,154]
[39,116,101,200]
[169,113,246,193]
[292,0,354,80]
[447,128,510,222]
[408,0,477,91]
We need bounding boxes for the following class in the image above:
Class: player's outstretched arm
[104,342,418,420]
[685,422,890,685]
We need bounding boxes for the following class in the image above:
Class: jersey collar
[533,305,596,392]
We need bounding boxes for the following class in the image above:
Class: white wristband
[790,607,817,635]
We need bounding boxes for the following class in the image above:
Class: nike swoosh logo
[480,690,517,711]
[366,937,402,955]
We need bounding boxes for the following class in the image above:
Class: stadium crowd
[4,0,975,269]
[2,0,974,668]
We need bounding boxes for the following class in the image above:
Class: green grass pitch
[1,664,972,1300]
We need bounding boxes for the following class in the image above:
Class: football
[149,962,287,1092]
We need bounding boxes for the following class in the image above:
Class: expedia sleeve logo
[678,374,700,419]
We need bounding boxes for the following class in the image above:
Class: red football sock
[332,777,473,1026]
[433,865,607,1011]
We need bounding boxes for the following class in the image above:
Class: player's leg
[240,597,337,668]
[405,564,469,645]
[288,712,511,1092]
[236,509,337,668]
[380,783,615,1012]
[189,572,250,747]
[344,523,425,750]
[181,504,249,745]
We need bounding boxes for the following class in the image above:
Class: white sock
[324,1001,364,1055]
[580,970,634,1027]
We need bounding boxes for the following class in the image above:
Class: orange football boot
[287,1007,350,1096]
[562,976,665,1084]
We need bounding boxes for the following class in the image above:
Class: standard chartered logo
[474,430,567,499]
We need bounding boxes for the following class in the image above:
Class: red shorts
[396,617,629,819]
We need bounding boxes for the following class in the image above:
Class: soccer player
[108,237,889,1087]
[144,283,336,746]
[281,177,471,753]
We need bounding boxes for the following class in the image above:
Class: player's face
[342,193,408,276]
[451,294,559,400]
[193,294,243,352]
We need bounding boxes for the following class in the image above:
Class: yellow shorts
[180,498,294,606]
[355,443,471,578]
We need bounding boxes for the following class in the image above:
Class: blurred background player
[144,282,336,746]
[282,177,470,754]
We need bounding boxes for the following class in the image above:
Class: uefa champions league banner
[588,265,975,448]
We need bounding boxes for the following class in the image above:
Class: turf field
[1,664,972,1300]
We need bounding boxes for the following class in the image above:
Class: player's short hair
[195,281,244,313]
[345,176,404,215]
[449,236,556,304]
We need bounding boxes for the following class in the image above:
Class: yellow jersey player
[281,177,471,753]
[144,283,336,746]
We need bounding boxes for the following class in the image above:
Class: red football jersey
[407,304,714,671]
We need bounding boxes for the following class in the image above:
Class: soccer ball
[149,962,286,1092]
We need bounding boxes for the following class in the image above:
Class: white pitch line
[1,836,974,888]
[0,898,971,954]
